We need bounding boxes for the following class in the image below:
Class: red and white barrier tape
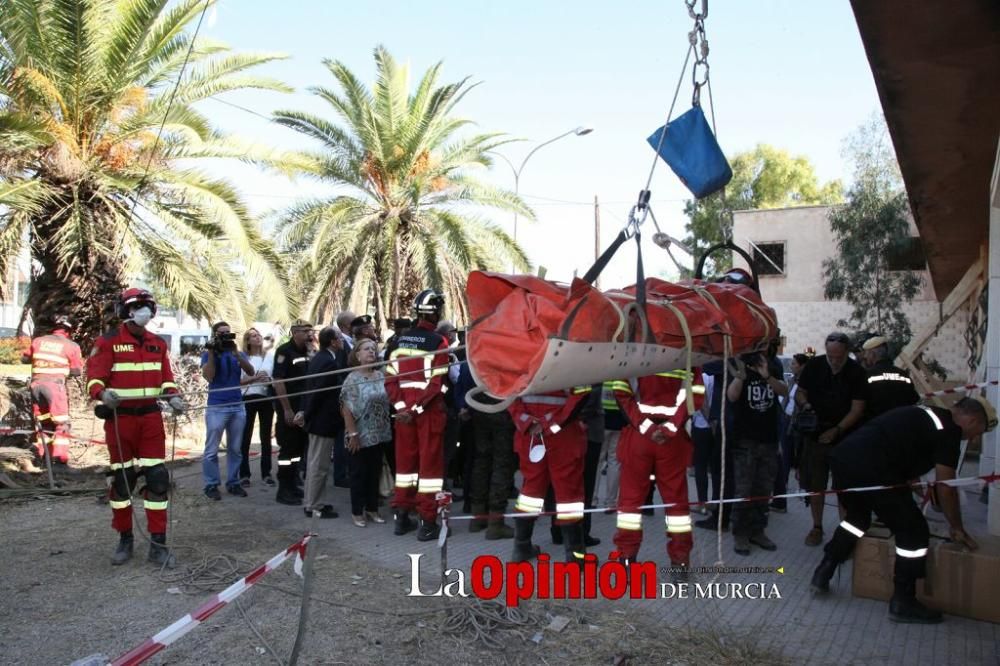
[920,378,999,398]
[446,473,1000,522]
[109,534,313,666]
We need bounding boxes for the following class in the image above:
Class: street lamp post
[495,126,594,247]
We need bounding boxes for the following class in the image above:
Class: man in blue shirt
[201,321,255,500]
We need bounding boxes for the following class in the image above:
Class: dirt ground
[0,441,786,666]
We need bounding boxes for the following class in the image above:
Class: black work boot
[889,578,942,624]
[469,504,487,533]
[416,518,440,542]
[810,556,839,595]
[111,531,134,566]
[394,511,416,536]
[511,517,542,562]
[560,522,587,565]
[275,468,302,505]
[148,533,175,568]
[485,519,514,540]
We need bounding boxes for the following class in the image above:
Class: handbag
[647,105,733,199]
[378,455,394,498]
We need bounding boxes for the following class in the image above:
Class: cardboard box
[852,533,1000,624]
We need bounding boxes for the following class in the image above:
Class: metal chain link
[687,0,711,106]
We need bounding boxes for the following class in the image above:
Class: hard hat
[117,287,157,319]
[53,316,74,331]
[413,289,445,317]
[861,335,888,351]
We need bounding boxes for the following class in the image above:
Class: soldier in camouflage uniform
[456,360,516,539]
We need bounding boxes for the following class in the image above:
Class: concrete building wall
[731,205,970,380]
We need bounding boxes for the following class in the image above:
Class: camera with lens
[205,331,237,352]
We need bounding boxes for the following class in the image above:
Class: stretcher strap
[582,229,629,286]
[654,298,696,415]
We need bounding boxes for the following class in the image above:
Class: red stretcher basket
[464,271,777,409]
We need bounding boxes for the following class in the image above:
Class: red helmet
[117,287,157,319]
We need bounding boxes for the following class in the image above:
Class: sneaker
[304,505,338,519]
[734,535,751,556]
[240,477,251,487]
[263,475,276,487]
[749,531,777,551]
[204,485,222,501]
[227,484,248,497]
[805,527,824,547]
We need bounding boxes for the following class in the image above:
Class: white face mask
[130,306,153,327]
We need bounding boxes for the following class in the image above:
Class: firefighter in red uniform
[86,288,185,566]
[384,289,451,541]
[612,369,705,569]
[22,317,83,464]
[508,386,592,564]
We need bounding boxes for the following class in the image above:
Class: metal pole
[288,529,317,665]
[594,195,601,289]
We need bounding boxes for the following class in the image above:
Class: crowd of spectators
[182,310,930,566]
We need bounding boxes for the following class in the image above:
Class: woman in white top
[239,328,275,486]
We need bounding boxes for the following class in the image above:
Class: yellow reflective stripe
[692,385,706,395]
[144,500,168,511]
[33,367,70,375]
[606,380,632,392]
[429,365,448,377]
[400,381,429,389]
[395,473,418,488]
[33,351,69,363]
[617,512,643,530]
[114,388,163,398]
[111,362,162,372]
[516,494,544,512]
[161,382,177,390]
[110,460,135,470]
[36,412,52,420]
[417,478,444,493]
[87,379,105,391]
[109,499,131,509]
[656,370,693,380]
[556,502,585,520]
[138,458,164,467]
[572,386,592,394]
[50,415,70,423]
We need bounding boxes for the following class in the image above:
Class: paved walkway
[177,449,999,666]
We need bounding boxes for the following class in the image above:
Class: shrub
[0,337,30,365]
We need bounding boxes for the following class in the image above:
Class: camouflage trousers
[469,410,517,513]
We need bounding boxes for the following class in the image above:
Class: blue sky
[197,0,880,287]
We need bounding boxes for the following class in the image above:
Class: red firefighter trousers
[514,423,586,525]
[105,411,167,534]
[613,428,694,564]
[392,406,446,522]
[30,379,71,463]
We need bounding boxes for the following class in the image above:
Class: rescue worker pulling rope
[86,288,186,566]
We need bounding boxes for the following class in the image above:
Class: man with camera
[201,321,256,501]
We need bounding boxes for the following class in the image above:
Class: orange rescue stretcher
[464,271,777,410]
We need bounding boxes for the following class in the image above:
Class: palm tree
[0,0,298,341]
[274,46,532,328]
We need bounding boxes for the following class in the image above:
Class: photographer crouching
[201,321,256,500]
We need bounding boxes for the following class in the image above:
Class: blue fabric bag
[647,105,732,199]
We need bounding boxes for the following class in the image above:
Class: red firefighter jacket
[509,387,592,436]
[612,369,705,439]
[86,326,178,406]
[25,331,83,380]
[384,320,450,413]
